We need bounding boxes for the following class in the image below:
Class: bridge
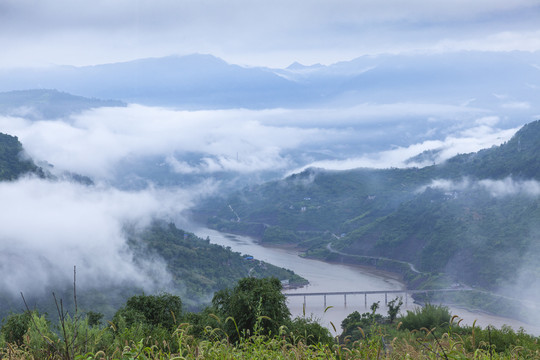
[284,289,468,308]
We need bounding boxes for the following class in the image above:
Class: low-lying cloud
[419,177,540,197]
[0,100,522,302]
[0,176,213,298]
[0,103,519,181]
[291,123,518,172]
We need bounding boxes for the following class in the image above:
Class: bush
[287,316,334,347]
[212,277,290,340]
[113,293,182,331]
[0,311,33,345]
[400,304,451,331]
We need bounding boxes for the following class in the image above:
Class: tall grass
[2,313,539,359]
[400,303,452,331]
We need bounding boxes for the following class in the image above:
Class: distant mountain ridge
[0,89,126,120]
[0,51,538,112]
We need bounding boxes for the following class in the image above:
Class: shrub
[0,311,33,345]
[113,293,182,331]
[212,277,290,341]
[287,316,334,347]
[400,304,451,331]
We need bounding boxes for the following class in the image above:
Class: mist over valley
[1,2,540,348]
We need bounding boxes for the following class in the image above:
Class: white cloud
[290,122,518,172]
[418,177,540,197]
[0,176,211,297]
[0,102,522,179]
[479,178,540,197]
[0,106,316,178]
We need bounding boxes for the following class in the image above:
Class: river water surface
[191,227,540,336]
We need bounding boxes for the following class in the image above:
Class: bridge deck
[284,289,464,297]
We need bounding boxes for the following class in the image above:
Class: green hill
[127,221,307,309]
[0,132,44,180]
[197,120,540,294]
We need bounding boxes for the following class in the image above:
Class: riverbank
[191,226,540,336]
[305,245,540,329]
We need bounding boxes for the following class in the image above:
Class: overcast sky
[1,0,540,68]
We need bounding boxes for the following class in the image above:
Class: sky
[1,0,540,68]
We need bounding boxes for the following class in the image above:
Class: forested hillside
[198,120,540,294]
[0,132,44,180]
[127,221,307,308]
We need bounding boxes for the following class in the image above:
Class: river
[191,227,540,336]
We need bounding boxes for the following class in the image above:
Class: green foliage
[0,311,33,345]
[197,120,540,315]
[339,302,386,344]
[1,289,539,359]
[461,324,540,354]
[113,293,182,331]
[212,277,290,341]
[127,221,307,310]
[22,312,58,359]
[387,296,403,323]
[85,311,103,327]
[0,132,44,180]
[400,304,452,331]
[286,316,334,347]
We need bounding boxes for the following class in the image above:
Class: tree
[212,277,290,340]
[0,311,33,345]
[287,316,334,347]
[387,297,403,323]
[113,293,182,331]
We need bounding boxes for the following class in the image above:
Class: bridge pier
[324,295,326,308]
[364,293,367,307]
[385,292,387,305]
[344,294,347,307]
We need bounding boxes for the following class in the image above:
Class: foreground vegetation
[1,277,539,359]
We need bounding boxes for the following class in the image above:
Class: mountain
[0,52,538,116]
[0,89,126,120]
[196,120,540,293]
[0,55,300,108]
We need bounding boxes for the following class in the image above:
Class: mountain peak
[286,61,324,70]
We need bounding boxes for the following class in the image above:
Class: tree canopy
[212,277,290,340]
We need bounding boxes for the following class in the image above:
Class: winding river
[191,227,540,336]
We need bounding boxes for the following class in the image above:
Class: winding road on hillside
[326,242,423,274]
